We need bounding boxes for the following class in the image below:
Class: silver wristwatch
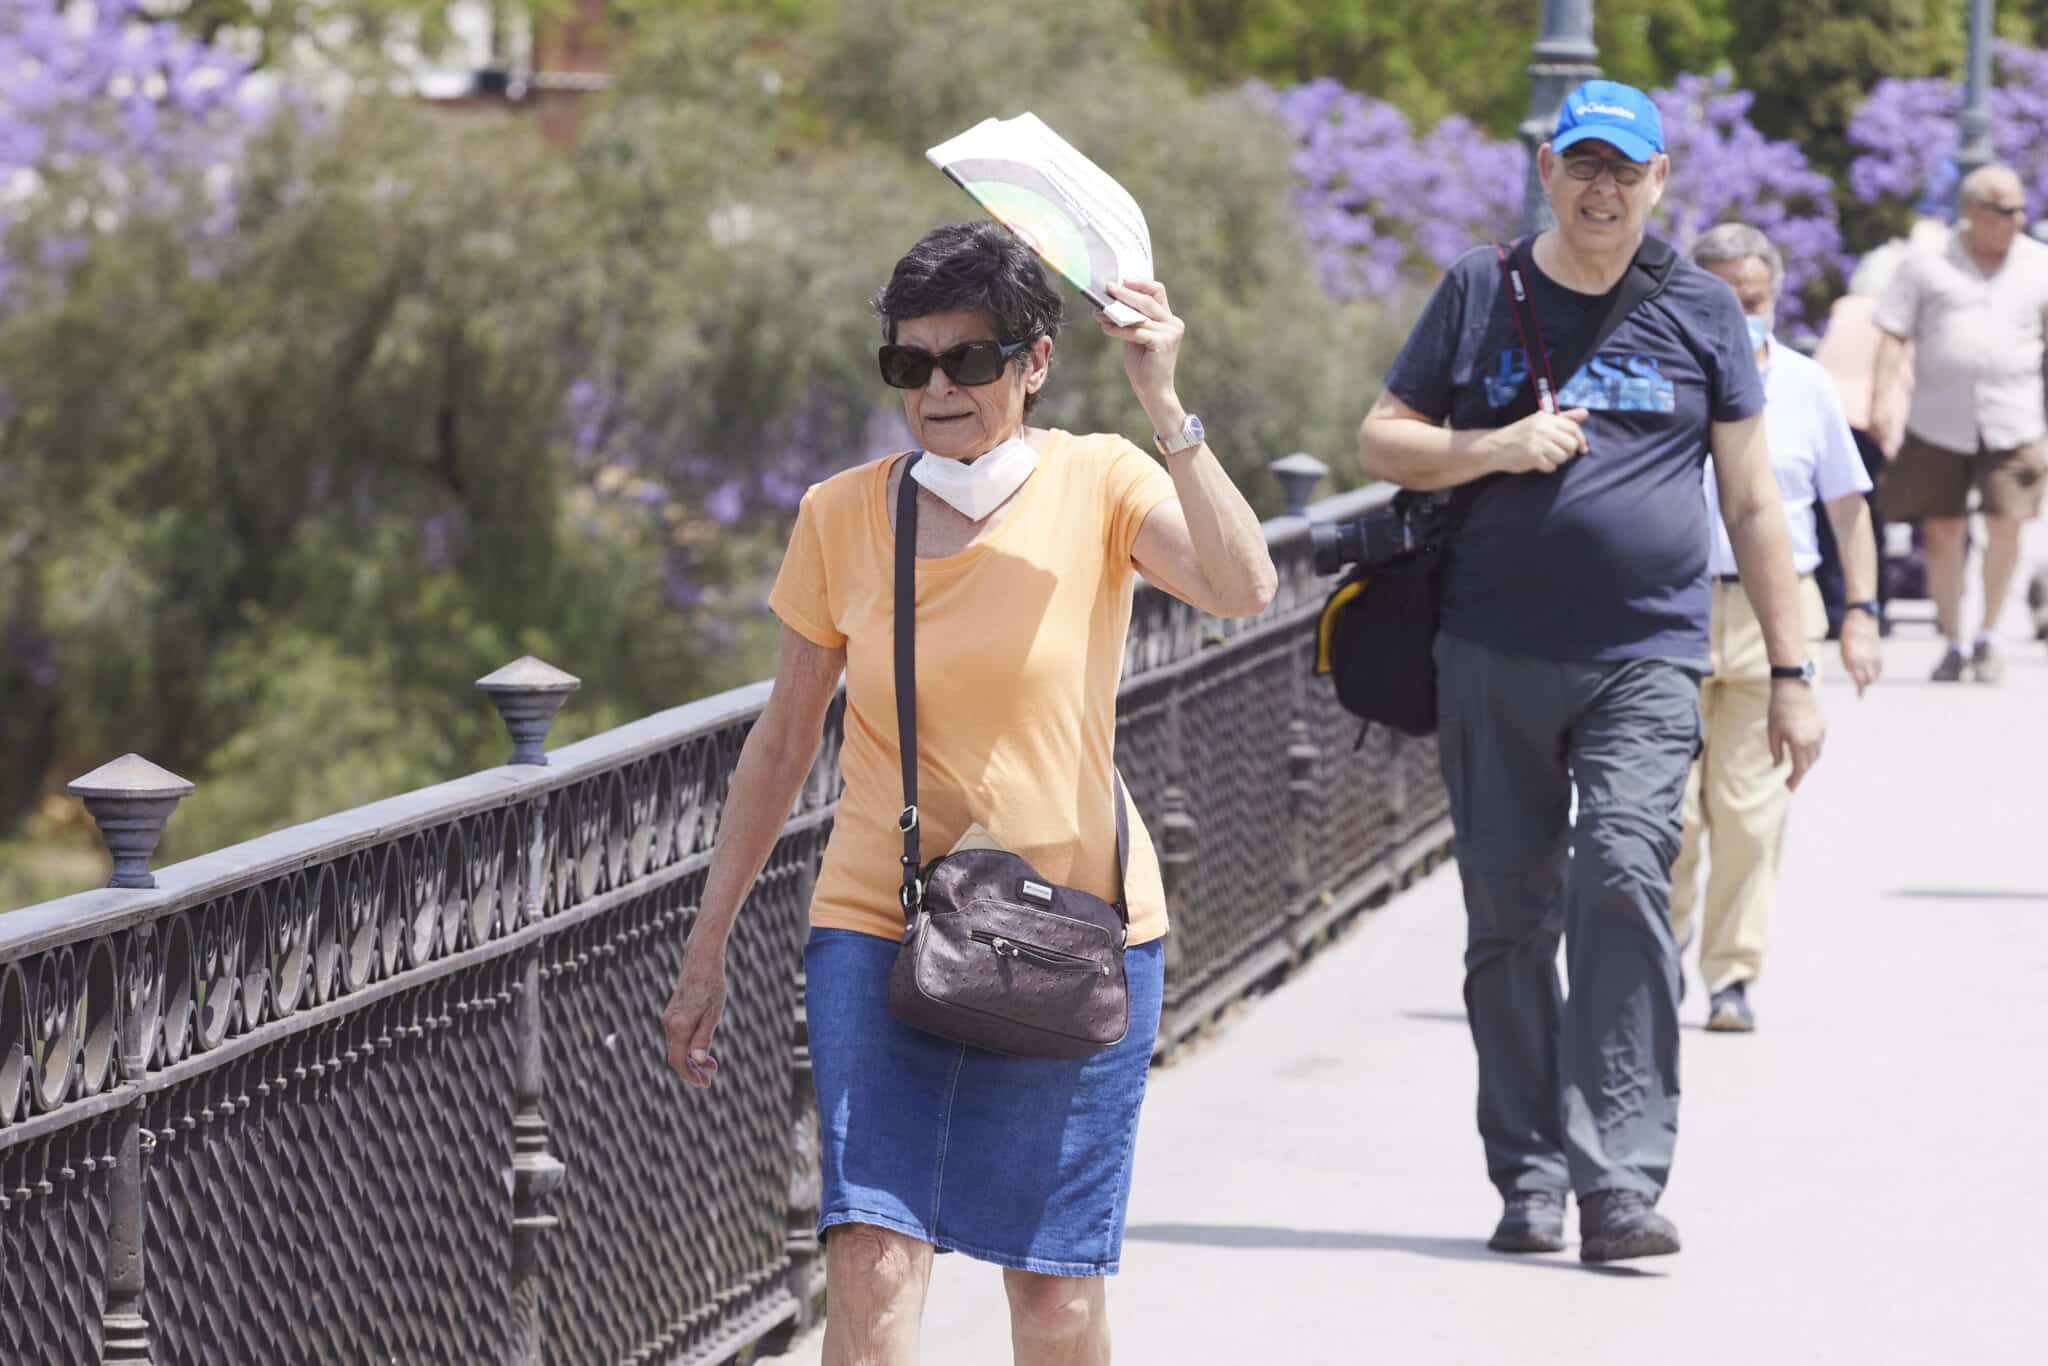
[1153,413,1205,457]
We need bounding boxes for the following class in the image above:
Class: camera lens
[1310,520,1359,576]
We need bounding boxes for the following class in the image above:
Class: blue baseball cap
[1552,80,1665,163]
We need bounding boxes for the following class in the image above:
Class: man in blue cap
[1358,80,1825,1262]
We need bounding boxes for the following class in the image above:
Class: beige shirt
[1874,232,2048,453]
[1812,294,1913,443]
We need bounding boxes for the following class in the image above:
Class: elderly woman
[660,220,1275,1364]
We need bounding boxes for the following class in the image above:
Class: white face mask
[909,436,1039,522]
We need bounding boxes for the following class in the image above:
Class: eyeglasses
[1561,154,1649,188]
[878,338,1029,389]
[1973,200,2027,219]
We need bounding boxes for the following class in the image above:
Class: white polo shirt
[1704,336,1873,576]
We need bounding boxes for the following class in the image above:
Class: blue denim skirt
[804,926,1165,1277]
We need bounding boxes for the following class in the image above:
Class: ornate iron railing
[0,478,1449,1364]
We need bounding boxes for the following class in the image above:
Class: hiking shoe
[1930,647,1968,682]
[1579,1191,1681,1264]
[1706,982,1755,1033]
[1971,640,2006,685]
[1488,1192,1568,1253]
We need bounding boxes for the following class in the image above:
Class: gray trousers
[1433,632,1703,1203]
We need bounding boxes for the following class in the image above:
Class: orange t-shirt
[768,430,1177,945]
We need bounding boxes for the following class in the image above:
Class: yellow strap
[1314,579,1369,674]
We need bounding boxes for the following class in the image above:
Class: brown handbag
[884,459,1131,1060]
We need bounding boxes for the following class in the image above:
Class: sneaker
[1971,640,2006,685]
[1706,982,1755,1033]
[1488,1192,1568,1253]
[1579,1190,1682,1264]
[1930,646,1968,682]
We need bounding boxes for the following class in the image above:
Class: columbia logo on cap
[1578,103,1637,120]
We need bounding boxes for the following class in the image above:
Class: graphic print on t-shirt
[1484,346,1677,413]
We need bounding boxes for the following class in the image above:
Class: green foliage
[584,0,1369,500]
[0,103,758,907]
[152,0,468,68]
[5,0,1374,911]
[1727,0,1964,250]
[1134,0,1736,136]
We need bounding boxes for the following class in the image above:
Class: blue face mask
[1746,314,1772,351]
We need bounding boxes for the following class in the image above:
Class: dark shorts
[1880,432,2048,521]
[805,927,1165,1276]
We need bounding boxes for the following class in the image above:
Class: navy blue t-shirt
[1383,239,1763,663]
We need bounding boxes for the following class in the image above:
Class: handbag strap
[893,455,1129,925]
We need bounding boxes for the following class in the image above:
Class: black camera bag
[1314,495,1446,737]
[1314,235,1679,736]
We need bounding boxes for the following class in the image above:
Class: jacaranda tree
[1270,72,1843,330]
[1848,41,2048,221]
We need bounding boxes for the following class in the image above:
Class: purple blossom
[1849,43,2048,218]
[1256,78,1521,300]
[0,0,267,297]
[1650,73,1842,329]
[704,481,745,525]
[422,510,456,571]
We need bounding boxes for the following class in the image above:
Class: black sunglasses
[878,338,1029,389]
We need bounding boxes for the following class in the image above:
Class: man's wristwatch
[1153,413,1205,457]
[1843,600,1881,620]
[1769,660,1818,683]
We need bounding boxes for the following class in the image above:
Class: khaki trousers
[1669,577,1827,994]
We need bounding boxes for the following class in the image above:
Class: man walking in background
[1357,82,1824,1264]
[1675,224,1884,1034]
[1872,165,2048,682]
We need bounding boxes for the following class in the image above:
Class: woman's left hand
[1095,279,1184,410]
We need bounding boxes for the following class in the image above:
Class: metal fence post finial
[477,657,582,766]
[1268,453,1330,519]
[67,754,196,891]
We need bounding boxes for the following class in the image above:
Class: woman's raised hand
[1094,279,1184,410]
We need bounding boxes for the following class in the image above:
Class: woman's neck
[949,425,1034,463]
[1533,229,1640,294]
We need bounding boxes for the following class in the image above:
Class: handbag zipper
[969,930,1111,975]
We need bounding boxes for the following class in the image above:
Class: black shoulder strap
[1494,234,1679,416]
[1533,233,1677,397]
[892,455,1128,922]
[894,460,922,916]
[1584,234,1678,370]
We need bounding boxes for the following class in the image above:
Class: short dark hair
[874,221,1064,411]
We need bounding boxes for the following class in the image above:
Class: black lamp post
[1518,0,1602,234]
[1955,0,1996,199]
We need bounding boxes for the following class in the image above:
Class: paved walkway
[783,537,2048,1365]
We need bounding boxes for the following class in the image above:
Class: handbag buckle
[899,879,923,914]
[897,804,919,833]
